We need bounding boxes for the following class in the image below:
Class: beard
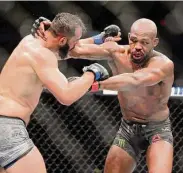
[131,54,148,64]
[131,49,153,65]
[59,42,70,59]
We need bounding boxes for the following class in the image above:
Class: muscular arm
[69,41,125,60]
[78,37,95,44]
[99,58,174,91]
[29,47,94,106]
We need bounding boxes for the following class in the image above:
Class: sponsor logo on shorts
[161,127,170,132]
[115,138,126,148]
[94,168,102,173]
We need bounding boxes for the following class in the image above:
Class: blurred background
[0,1,183,85]
[1,2,183,173]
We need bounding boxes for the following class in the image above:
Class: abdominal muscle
[118,92,169,122]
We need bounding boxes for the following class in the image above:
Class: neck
[39,31,59,50]
[37,32,60,60]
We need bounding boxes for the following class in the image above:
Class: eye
[141,41,149,45]
[130,38,137,43]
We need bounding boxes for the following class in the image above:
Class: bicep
[29,47,68,95]
[133,69,164,86]
[133,59,174,87]
[36,67,68,94]
[134,65,173,87]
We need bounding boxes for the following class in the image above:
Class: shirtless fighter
[34,18,174,173]
[0,13,109,173]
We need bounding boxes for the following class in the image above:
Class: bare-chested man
[35,17,174,172]
[97,19,174,173]
[0,13,110,173]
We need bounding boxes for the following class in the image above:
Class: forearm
[70,44,111,60]
[78,37,94,44]
[61,72,94,105]
[99,73,138,91]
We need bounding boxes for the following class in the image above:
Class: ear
[153,38,159,47]
[128,33,130,40]
[59,37,67,46]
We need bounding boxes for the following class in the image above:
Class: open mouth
[132,53,144,59]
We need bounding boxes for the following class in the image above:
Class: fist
[104,25,121,37]
[83,63,109,81]
[103,24,121,42]
[31,17,51,39]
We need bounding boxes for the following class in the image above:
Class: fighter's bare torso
[108,46,173,122]
[0,35,51,124]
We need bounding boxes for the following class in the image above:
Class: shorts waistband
[123,117,169,126]
[0,115,26,126]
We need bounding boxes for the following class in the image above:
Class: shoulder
[22,35,57,66]
[150,51,174,68]
[148,51,174,76]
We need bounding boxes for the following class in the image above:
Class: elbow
[58,98,74,106]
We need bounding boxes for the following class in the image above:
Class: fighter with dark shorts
[34,17,174,173]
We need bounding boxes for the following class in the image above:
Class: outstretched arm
[31,17,123,60]
[99,58,174,91]
[28,46,96,106]
[69,41,125,60]
[31,17,121,45]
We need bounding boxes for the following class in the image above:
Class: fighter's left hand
[102,24,122,42]
[104,34,121,42]
[93,24,122,44]
[31,17,51,40]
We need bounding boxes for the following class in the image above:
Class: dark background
[0,1,183,85]
[1,2,183,173]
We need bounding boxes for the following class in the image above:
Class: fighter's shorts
[0,115,34,169]
[113,117,173,162]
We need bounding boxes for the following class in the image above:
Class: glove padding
[93,25,121,44]
[83,63,109,81]
[31,17,50,37]
[103,25,121,38]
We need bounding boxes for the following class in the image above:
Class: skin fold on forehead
[130,18,157,39]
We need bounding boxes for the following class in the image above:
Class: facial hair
[131,54,149,64]
[59,42,70,59]
[131,49,153,65]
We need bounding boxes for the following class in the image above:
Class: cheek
[129,42,135,49]
[143,45,152,54]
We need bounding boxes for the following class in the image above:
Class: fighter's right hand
[83,63,109,81]
[31,17,51,40]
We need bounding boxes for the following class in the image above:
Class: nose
[134,42,142,51]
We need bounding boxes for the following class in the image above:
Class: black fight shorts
[113,117,173,162]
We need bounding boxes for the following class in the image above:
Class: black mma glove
[93,25,121,44]
[31,17,50,37]
[83,63,109,82]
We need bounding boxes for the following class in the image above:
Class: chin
[131,56,145,64]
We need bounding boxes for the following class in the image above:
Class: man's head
[45,12,86,59]
[128,18,159,64]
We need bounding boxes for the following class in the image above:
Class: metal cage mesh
[27,91,183,173]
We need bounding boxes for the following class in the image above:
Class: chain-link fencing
[27,90,183,173]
